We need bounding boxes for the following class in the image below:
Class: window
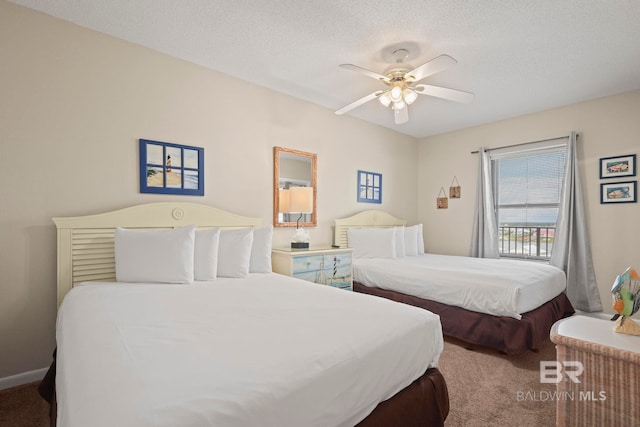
[491,142,566,260]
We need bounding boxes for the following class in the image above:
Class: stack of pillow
[114,225,273,283]
[347,225,424,259]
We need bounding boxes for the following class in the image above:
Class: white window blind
[490,138,567,259]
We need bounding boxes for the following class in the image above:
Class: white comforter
[56,273,443,427]
[353,254,567,319]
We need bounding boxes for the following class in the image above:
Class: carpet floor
[440,337,557,426]
[0,382,49,427]
[0,337,556,427]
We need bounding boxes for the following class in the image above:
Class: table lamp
[287,186,313,249]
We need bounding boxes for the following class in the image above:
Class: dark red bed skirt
[39,353,448,427]
[357,367,449,427]
[354,282,575,355]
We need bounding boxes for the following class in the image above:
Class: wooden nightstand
[550,315,640,426]
[271,247,353,290]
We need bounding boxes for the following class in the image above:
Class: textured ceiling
[9,0,640,138]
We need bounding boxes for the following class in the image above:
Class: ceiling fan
[335,49,474,124]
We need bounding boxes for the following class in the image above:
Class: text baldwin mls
[516,390,607,402]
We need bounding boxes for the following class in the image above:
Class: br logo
[540,361,584,384]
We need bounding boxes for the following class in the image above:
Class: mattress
[353,254,567,319]
[55,273,444,427]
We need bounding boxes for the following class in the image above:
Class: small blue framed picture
[357,170,382,204]
[600,181,637,204]
[139,139,204,196]
[599,154,636,179]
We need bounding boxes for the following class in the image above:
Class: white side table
[550,315,640,426]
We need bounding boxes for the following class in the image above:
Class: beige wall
[418,90,640,315]
[0,2,418,379]
[3,0,638,382]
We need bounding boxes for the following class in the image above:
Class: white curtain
[470,147,499,258]
[550,132,602,312]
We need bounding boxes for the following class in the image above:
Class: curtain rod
[470,134,573,154]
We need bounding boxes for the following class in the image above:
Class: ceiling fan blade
[339,64,390,83]
[394,106,409,124]
[414,84,475,104]
[335,91,384,115]
[405,54,457,82]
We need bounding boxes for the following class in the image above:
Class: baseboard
[0,367,48,391]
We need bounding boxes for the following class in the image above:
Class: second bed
[335,210,575,354]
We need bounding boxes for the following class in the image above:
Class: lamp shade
[379,92,391,107]
[289,187,313,213]
[390,85,402,102]
[278,189,291,212]
[403,88,418,104]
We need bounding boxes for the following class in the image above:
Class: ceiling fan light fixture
[390,85,403,102]
[335,51,473,125]
[379,92,391,107]
[392,100,406,110]
[403,88,418,105]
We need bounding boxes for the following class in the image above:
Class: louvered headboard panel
[334,210,406,248]
[54,202,262,306]
[72,228,117,283]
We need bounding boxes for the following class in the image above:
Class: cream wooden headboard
[53,202,262,306]
[334,210,406,248]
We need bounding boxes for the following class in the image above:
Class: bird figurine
[611,267,640,335]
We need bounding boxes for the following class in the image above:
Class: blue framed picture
[139,139,204,196]
[600,181,637,204]
[357,170,382,204]
[599,154,636,179]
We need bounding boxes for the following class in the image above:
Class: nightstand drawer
[272,247,353,291]
[323,253,351,289]
[326,279,351,290]
[292,269,322,283]
[292,255,325,274]
[323,252,350,277]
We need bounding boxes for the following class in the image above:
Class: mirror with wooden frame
[273,147,317,227]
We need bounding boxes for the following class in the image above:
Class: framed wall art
[437,187,448,209]
[357,170,382,204]
[599,154,636,179]
[600,181,637,204]
[139,139,204,196]
[449,176,461,199]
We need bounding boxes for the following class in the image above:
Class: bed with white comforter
[334,210,575,354]
[353,254,567,319]
[56,273,444,427]
[41,203,449,426]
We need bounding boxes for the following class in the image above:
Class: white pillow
[417,223,425,254]
[347,227,396,259]
[404,225,419,256]
[115,225,195,283]
[250,225,273,273]
[395,227,406,257]
[217,228,254,278]
[194,228,221,280]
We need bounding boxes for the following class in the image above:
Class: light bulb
[403,88,418,105]
[390,86,402,102]
[379,92,391,107]
[392,100,406,110]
